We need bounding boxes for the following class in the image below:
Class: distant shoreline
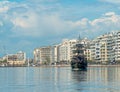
[88,64,120,67]
[35,64,120,67]
[45,64,120,67]
[0,64,120,67]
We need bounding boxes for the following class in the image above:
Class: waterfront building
[90,35,109,64]
[33,31,120,64]
[116,31,120,62]
[33,38,91,65]
[90,39,100,63]
[59,39,77,63]
[84,49,92,61]
[90,31,120,64]
[51,45,60,64]
[100,42,108,63]
[7,51,26,65]
[81,37,91,48]
[59,38,90,63]
[33,48,40,64]
[33,46,52,65]
[109,31,120,62]
[99,32,118,63]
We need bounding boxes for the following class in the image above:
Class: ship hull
[71,36,87,71]
[71,62,87,71]
[71,56,87,71]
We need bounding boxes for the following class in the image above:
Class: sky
[0,0,120,57]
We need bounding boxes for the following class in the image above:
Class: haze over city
[0,0,120,57]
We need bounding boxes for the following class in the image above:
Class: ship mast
[72,34,84,56]
[78,34,81,44]
[76,34,84,55]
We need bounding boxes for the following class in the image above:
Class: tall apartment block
[59,39,77,63]
[59,38,91,62]
[33,46,52,64]
[84,49,92,61]
[51,45,60,63]
[90,31,120,64]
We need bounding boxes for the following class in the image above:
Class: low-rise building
[7,51,26,65]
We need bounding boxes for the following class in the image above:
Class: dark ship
[71,36,87,70]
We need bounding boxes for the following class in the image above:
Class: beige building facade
[7,51,26,65]
[90,31,120,64]
[84,49,92,61]
[33,46,52,64]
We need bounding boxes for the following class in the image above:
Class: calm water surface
[0,66,120,92]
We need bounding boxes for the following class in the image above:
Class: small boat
[71,36,87,70]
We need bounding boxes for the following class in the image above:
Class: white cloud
[66,12,120,38]
[74,18,89,26]
[0,0,70,37]
[0,6,9,13]
[0,1,10,13]
[104,12,115,16]
[1,0,120,39]
[26,0,53,2]
[12,12,37,28]
[11,11,72,36]
[100,0,120,4]
[91,12,120,25]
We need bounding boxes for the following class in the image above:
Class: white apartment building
[110,31,120,62]
[33,48,41,64]
[59,39,77,62]
[100,32,118,63]
[51,45,60,63]
[59,38,90,63]
[116,31,120,61]
[90,31,120,63]
[91,34,111,63]
[90,39,99,62]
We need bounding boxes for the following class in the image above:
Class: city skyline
[0,0,120,57]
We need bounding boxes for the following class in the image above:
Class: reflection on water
[0,66,120,92]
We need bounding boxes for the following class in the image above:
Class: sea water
[0,66,120,92]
